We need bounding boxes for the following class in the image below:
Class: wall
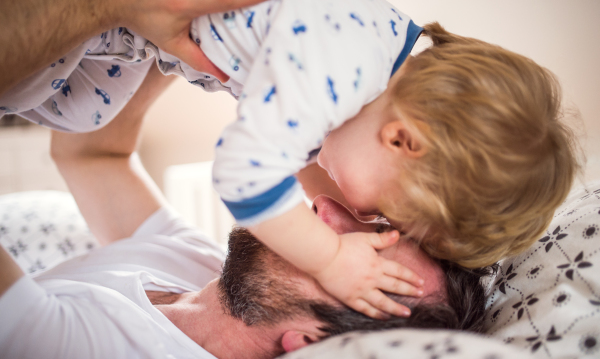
[0,125,68,195]
[139,82,237,189]
[127,0,600,188]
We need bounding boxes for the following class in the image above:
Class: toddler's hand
[312,230,424,319]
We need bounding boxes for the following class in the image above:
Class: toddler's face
[317,57,412,221]
[317,80,401,219]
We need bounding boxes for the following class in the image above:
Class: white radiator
[163,161,235,249]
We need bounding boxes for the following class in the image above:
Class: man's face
[218,195,445,326]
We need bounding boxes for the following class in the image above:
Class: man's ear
[281,330,320,353]
[380,121,426,158]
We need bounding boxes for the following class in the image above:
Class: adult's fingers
[365,290,411,317]
[381,259,425,288]
[189,0,266,16]
[161,34,229,81]
[368,230,400,250]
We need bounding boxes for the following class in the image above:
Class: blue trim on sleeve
[223,175,298,221]
[390,20,423,77]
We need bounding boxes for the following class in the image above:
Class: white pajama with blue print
[0,0,422,226]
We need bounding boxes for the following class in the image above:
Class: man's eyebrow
[375,215,407,235]
[374,223,389,233]
[378,214,415,238]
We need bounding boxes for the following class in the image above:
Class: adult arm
[0,246,24,298]
[50,65,175,245]
[2,64,167,305]
[0,0,264,98]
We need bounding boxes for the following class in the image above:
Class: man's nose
[312,195,376,234]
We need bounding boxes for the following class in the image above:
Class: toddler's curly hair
[383,22,579,267]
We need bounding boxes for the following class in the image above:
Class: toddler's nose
[312,195,376,235]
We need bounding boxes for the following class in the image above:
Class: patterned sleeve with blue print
[206,0,422,226]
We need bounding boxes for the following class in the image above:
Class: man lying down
[0,200,491,359]
[0,67,492,359]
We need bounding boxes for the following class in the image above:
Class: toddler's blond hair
[383,22,579,268]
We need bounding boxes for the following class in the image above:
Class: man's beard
[218,227,326,326]
[216,228,479,337]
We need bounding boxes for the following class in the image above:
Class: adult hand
[117,0,265,73]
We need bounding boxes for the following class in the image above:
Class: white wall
[140,0,600,187]
[139,82,237,189]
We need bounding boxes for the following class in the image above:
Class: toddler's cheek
[340,191,375,215]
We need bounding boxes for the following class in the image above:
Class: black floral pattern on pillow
[280,329,534,359]
[485,183,600,358]
[0,191,99,275]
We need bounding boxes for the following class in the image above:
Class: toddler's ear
[381,121,426,158]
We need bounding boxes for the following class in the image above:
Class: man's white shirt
[0,207,224,359]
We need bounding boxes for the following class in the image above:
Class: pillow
[280,329,533,359]
[0,191,99,275]
[484,181,600,358]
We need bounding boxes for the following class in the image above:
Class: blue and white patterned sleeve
[208,0,422,226]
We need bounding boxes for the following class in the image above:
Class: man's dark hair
[311,261,495,336]
[219,227,495,337]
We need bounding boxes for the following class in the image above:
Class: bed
[1,182,599,358]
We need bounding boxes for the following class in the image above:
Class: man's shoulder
[35,207,225,290]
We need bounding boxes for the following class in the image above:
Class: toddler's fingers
[378,275,424,297]
[365,290,411,317]
[368,230,400,250]
[351,298,391,320]
[382,259,424,287]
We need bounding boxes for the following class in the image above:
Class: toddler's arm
[250,202,424,319]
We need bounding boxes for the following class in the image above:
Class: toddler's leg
[22,58,152,132]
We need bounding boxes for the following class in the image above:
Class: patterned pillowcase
[280,329,534,359]
[485,182,600,358]
[0,191,99,275]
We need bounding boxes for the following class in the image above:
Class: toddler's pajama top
[0,0,422,226]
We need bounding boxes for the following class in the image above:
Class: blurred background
[1,0,598,194]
